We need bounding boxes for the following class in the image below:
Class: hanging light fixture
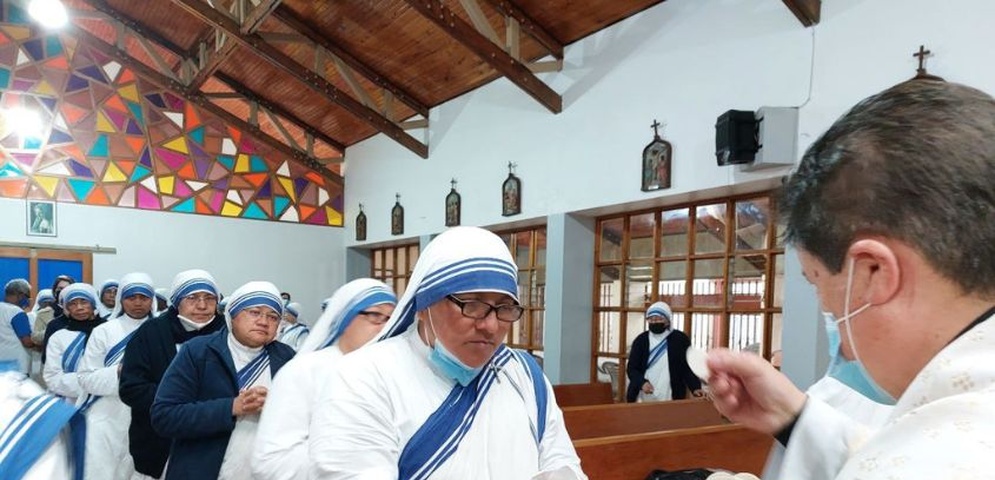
[28,0,68,29]
[4,107,44,138]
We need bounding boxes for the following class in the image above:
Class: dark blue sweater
[150,329,295,480]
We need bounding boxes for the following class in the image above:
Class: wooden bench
[553,382,615,407]
[563,399,726,440]
[574,424,773,480]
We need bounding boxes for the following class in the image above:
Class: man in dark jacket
[151,281,295,480]
[626,301,703,402]
[119,269,225,478]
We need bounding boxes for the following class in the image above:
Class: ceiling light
[28,0,68,29]
[6,108,44,138]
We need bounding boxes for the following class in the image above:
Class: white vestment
[252,346,343,480]
[639,331,672,402]
[763,376,892,480]
[309,329,587,479]
[43,329,87,403]
[77,315,146,480]
[217,335,273,480]
[782,314,995,479]
[0,371,72,479]
[0,302,30,374]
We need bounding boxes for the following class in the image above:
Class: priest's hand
[232,386,268,416]
[706,349,806,435]
[641,381,654,394]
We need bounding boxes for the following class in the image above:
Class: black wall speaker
[715,110,759,166]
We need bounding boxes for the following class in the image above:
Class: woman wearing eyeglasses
[308,227,587,480]
[151,281,296,480]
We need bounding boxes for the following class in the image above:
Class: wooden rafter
[404,0,562,114]
[781,0,820,27]
[70,26,344,187]
[187,0,283,90]
[483,0,564,59]
[170,0,430,158]
[271,6,429,118]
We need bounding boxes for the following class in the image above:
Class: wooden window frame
[370,243,419,297]
[494,225,546,355]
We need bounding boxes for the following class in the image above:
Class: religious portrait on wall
[642,120,673,192]
[27,200,56,237]
[502,163,521,217]
[445,179,461,227]
[355,205,367,241]
[391,194,404,235]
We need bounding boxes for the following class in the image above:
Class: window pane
[660,208,690,257]
[385,249,394,272]
[597,311,621,353]
[499,233,513,249]
[395,277,407,297]
[534,272,545,309]
[671,312,686,332]
[625,312,647,353]
[408,245,419,266]
[535,228,547,266]
[518,271,532,307]
[773,254,785,308]
[532,308,544,348]
[771,313,783,363]
[397,248,407,275]
[600,218,624,262]
[598,266,622,308]
[625,261,653,309]
[515,231,532,268]
[735,197,771,251]
[691,258,725,308]
[695,204,727,254]
[628,213,655,259]
[373,249,383,270]
[729,255,767,309]
[690,313,719,349]
[729,313,764,353]
[657,260,688,308]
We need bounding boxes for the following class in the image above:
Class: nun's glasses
[446,295,524,322]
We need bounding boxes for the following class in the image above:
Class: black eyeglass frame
[445,295,524,323]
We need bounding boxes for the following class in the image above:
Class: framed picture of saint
[355,205,367,241]
[642,120,673,192]
[391,194,404,235]
[445,179,461,227]
[502,164,521,217]
[27,200,56,237]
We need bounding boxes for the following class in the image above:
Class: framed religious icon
[355,205,367,241]
[642,120,673,192]
[501,163,521,217]
[391,194,404,235]
[445,179,461,227]
[27,200,56,237]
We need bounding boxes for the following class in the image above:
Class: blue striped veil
[224,281,285,330]
[111,272,157,319]
[298,279,396,353]
[60,283,98,309]
[373,226,519,344]
[168,269,219,307]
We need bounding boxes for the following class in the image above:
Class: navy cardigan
[150,329,295,480]
[625,329,700,403]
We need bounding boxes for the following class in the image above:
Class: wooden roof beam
[170,0,429,158]
[70,26,344,187]
[482,0,563,59]
[271,5,430,118]
[404,0,562,114]
[781,0,820,27]
[187,0,283,90]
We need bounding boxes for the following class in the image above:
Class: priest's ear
[847,239,901,305]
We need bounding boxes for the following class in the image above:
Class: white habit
[277,324,309,352]
[252,346,342,480]
[309,329,587,479]
[782,314,995,479]
[639,331,672,402]
[77,314,147,480]
[43,329,87,403]
[0,302,31,374]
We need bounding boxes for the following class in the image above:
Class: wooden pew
[574,424,773,480]
[553,382,615,407]
[563,399,726,440]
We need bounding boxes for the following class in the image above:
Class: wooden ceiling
[64,0,820,183]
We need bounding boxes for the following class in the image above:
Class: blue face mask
[18,297,29,308]
[821,257,896,405]
[426,311,483,387]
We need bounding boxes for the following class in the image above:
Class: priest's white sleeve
[76,325,120,397]
[43,333,83,400]
[252,357,312,480]
[778,398,870,479]
[536,377,588,479]
[309,364,400,480]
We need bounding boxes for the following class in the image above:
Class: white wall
[0,197,344,325]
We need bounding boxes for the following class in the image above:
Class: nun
[151,281,295,480]
[252,279,397,480]
[276,302,309,351]
[76,272,158,480]
[43,283,105,404]
[96,279,118,319]
[309,227,587,479]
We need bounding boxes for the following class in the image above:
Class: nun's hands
[232,386,268,416]
[706,349,806,435]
